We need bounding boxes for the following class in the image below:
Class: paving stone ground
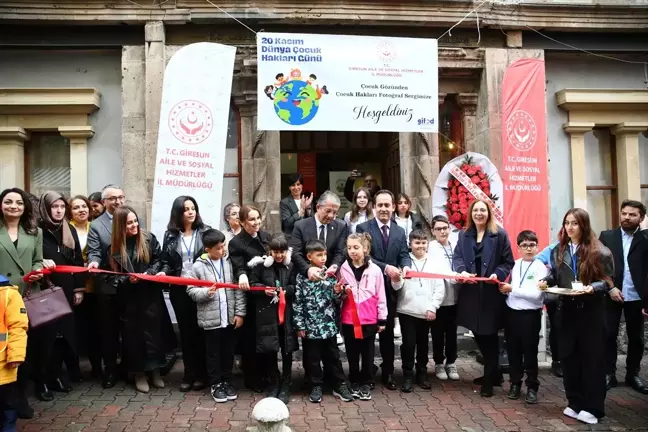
[18,355,648,432]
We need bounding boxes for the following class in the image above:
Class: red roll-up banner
[500,58,550,257]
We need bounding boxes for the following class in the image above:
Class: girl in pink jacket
[339,232,399,401]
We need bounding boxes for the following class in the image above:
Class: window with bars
[25,133,71,197]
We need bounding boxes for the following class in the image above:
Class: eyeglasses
[433,226,449,232]
[518,243,537,250]
[105,195,125,203]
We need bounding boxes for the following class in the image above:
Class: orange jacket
[0,286,28,385]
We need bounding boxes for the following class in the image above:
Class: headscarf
[38,191,75,251]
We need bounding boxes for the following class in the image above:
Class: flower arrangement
[444,155,499,229]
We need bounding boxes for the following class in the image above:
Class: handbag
[23,276,73,329]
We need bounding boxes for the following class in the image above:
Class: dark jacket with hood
[248,251,298,354]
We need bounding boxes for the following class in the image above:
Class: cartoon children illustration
[308,74,329,100]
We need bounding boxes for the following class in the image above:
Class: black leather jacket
[160,225,211,277]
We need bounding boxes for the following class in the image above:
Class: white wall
[545,54,648,236]
[0,49,122,194]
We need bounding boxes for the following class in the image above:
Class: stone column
[475,48,544,165]
[59,126,94,196]
[143,21,166,229]
[237,102,282,233]
[0,127,28,190]
[457,93,478,153]
[611,122,648,203]
[121,44,147,222]
[399,132,439,227]
[563,122,594,210]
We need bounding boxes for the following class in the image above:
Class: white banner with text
[151,42,236,241]
[257,32,438,132]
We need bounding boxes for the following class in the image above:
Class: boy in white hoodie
[499,230,548,405]
[395,229,445,392]
[427,215,460,381]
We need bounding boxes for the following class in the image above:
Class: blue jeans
[1,409,17,432]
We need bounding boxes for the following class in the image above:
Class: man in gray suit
[87,184,125,388]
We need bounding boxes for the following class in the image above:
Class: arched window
[438,94,463,169]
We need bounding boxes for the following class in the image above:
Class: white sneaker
[435,364,448,380]
[576,410,598,425]
[563,407,579,420]
[445,363,460,381]
[394,318,402,339]
[336,333,344,345]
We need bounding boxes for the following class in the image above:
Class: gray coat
[86,212,115,294]
[185,255,246,330]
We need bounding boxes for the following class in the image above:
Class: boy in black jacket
[248,234,298,404]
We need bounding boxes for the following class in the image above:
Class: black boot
[416,370,431,390]
[35,383,54,402]
[49,378,72,393]
[277,377,292,404]
[15,397,34,420]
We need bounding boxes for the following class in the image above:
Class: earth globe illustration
[273,80,320,125]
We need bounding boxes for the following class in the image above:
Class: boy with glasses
[499,230,548,404]
[428,215,460,381]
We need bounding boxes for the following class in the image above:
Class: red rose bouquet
[443,155,499,230]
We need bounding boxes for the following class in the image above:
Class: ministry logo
[376,41,396,63]
[506,110,537,152]
[168,100,213,145]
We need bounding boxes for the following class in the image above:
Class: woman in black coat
[248,234,298,403]
[160,196,210,392]
[538,208,613,424]
[228,205,271,392]
[36,191,86,401]
[107,206,176,393]
[453,199,514,397]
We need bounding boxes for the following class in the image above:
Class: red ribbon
[24,265,286,323]
[404,270,503,284]
[343,288,364,339]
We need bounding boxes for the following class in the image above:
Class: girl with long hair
[108,206,176,393]
[453,199,514,397]
[539,208,613,424]
[394,193,429,244]
[37,192,85,399]
[160,196,210,391]
[343,187,373,234]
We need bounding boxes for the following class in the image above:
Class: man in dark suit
[356,190,411,390]
[290,190,348,278]
[599,200,648,395]
[87,184,126,389]
[289,191,348,389]
[279,173,313,241]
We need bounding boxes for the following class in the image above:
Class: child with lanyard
[427,215,461,381]
[498,230,548,404]
[395,229,445,392]
[186,229,246,404]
